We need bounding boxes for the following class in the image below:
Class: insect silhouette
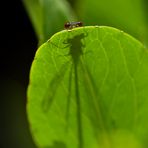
[42,30,88,148]
[64,22,83,30]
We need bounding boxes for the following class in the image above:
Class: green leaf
[76,0,148,45]
[27,26,148,148]
[23,0,43,41]
[23,0,76,44]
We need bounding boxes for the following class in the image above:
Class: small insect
[64,21,83,29]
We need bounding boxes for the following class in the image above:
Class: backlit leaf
[27,26,148,148]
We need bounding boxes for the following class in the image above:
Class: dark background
[1,0,37,147]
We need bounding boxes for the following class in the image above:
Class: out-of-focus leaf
[76,0,148,45]
[23,0,43,41]
[28,26,148,148]
[23,0,76,44]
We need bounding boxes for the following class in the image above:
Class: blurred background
[1,0,37,147]
[1,0,148,147]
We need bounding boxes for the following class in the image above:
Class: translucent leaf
[27,26,148,148]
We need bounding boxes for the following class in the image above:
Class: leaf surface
[27,26,148,148]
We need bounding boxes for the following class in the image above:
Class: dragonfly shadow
[64,32,88,148]
[42,31,87,148]
[65,33,87,64]
[63,32,88,119]
[42,32,88,113]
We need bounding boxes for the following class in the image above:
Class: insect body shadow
[42,31,87,148]
[66,33,86,63]
[42,33,87,112]
[64,32,87,148]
